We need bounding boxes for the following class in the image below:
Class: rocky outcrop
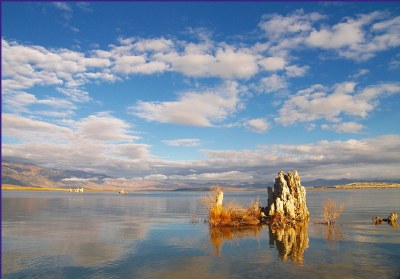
[267,170,309,223]
[373,212,398,227]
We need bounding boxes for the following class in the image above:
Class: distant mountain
[302,178,400,187]
[1,161,172,191]
[3,161,399,191]
[1,161,109,189]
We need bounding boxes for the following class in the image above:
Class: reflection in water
[3,190,400,278]
[325,225,345,249]
[209,226,264,256]
[268,222,309,264]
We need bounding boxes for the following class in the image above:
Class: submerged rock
[267,170,309,224]
[387,212,398,223]
[373,212,398,227]
[373,216,383,225]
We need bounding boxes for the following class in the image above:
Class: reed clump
[201,186,261,227]
[318,199,344,225]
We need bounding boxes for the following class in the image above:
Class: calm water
[2,189,400,279]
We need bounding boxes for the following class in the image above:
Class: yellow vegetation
[201,186,261,227]
[320,199,344,225]
[1,184,66,191]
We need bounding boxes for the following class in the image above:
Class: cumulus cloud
[2,113,72,141]
[196,134,400,181]
[259,10,400,61]
[285,65,309,77]
[2,112,155,177]
[259,56,286,71]
[132,81,243,126]
[305,11,400,60]
[245,118,270,133]
[112,144,151,160]
[276,82,400,126]
[1,39,115,102]
[133,37,174,52]
[2,91,77,118]
[144,174,168,181]
[321,122,366,134]
[113,55,168,75]
[259,9,324,40]
[158,45,259,79]
[163,139,201,147]
[62,177,99,182]
[170,171,254,182]
[3,125,400,181]
[53,2,72,12]
[259,74,288,93]
[76,115,138,142]
[350,69,369,79]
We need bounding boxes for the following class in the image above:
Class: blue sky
[2,2,400,185]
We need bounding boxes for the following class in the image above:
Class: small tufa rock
[388,212,398,223]
[267,170,309,224]
[215,189,224,206]
[373,216,383,225]
[372,212,398,227]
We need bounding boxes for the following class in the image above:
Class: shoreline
[2,183,400,193]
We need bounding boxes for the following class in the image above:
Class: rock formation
[215,189,224,207]
[373,212,398,227]
[267,170,309,223]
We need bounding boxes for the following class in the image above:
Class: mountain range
[2,161,399,191]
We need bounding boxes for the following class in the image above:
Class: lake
[2,189,400,279]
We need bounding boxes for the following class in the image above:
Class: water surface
[2,189,400,278]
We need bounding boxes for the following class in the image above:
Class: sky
[2,1,400,185]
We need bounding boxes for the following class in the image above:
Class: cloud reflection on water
[2,193,150,275]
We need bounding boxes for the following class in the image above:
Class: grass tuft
[201,186,261,227]
[318,199,344,225]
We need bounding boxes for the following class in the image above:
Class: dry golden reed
[201,186,261,227]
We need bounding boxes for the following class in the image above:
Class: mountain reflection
[268,222,309,264]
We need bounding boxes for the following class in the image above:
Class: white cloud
[170,171,254,182]
[132,81,243,126]
[260,74,288,93]
[2,91,77,114]
[276,82,400,126]
[62,177,99,182]
[259,56,286,71]
[2,113,72,141]
[76,115,138,142]
[163,139,201,147]
[159,45,259,79]
[305,12,400,60]
[144,174,168,181]
[1,114,150,177]
[306,19,365,49]
[322,122,366,134]
[259,9,324,40]
[259,11,400,61]
[285,65,309,77]
[56,87,91,103]
[197,135,400,180]
[1,39,116,102]
[350,69,369,79]
[245,118,270,133]
[53,2,72,12]
[113,55,168,75]
[133,38,174,52]
[112,144,151,160]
